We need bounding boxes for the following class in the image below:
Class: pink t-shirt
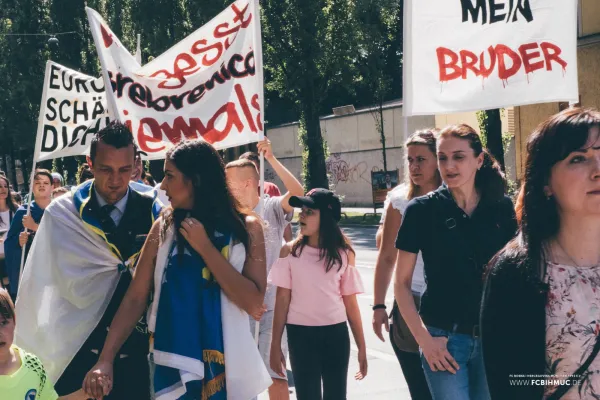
[268,245,364,326]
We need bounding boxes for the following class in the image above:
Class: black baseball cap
[289,188,342,221]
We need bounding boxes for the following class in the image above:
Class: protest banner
[35,62,109,162]
[86,0,264,160]
[403,0,579,116]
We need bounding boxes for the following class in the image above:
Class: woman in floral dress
[481,108,600,399]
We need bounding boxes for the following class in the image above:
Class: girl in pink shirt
[268,189,367,400]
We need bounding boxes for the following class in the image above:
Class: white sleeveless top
[381,184,426,294]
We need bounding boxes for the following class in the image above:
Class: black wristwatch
[372,304,387,311]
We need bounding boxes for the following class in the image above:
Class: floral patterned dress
[545,262,600,399]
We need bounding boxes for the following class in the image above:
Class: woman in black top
[395,124,517,400]
[481,108,600,400]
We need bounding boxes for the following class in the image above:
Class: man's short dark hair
[34,169,53,184]
[90,121,137,163]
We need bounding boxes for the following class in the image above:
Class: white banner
[403,0,579,116]
[86,0,264,160]
[34,62,109,162]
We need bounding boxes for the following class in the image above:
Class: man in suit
[16,122,161,399]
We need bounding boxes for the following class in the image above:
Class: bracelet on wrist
[372,304,387,311]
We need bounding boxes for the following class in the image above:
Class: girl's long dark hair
[161,140,249,255]
[291,208,355,272]
[439,124,506,201]
[0,175,18,225]
[405,129,442,199]
[492,108,600,282]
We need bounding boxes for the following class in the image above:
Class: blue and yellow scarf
[72,179,162,269]
[153,229,229,400]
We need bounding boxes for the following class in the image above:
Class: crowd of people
[372,108,600,400]
[0,107,598,400]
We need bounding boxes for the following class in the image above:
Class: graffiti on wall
[326,153,370,186]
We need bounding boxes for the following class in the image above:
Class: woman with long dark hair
[373,129,441,400]
[269,189,367,400]
[0,175,18,290]
[481,108,600,399]
[82,139,271,399]
[394,124,517,399]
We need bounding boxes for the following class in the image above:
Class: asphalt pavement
[259,225,413,399]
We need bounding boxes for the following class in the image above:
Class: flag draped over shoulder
[14,182,160,383]
[152,236,229,400]
[149,223,271,400]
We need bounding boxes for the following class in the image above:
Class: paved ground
[259,225,413,399]
[342,207,383,216]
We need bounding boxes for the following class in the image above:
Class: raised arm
[257,138,303,213]
[83,218,161,398]
[372,202,402,341]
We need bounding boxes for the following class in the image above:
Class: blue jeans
[420,325,490,400]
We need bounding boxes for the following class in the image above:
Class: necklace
[554,239,600,268]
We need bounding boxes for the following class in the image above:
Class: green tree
[262,0,359,189]
[354,0,402,172]
[48,0,86,69]
[477,109,505,171]
[131,0,191,61]
[0,0,51,187]
[47,0,94,181]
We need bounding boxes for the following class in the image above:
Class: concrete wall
[267,103,524,206]
[268,107,436,158]
[264,147,407,207]
[267,106,436,206]
[582,0,600,36]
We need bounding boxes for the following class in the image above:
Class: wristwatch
[372,304,387,311]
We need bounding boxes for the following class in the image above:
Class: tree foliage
[354,0,402,172]
[0,0,404,189]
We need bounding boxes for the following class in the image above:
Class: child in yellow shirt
[0,289,89,400]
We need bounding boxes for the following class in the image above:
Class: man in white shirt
[226,138,303,400]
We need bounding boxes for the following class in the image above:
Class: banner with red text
[34,62,109,162]
[403,0,579,116]
[86,0,264,159]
